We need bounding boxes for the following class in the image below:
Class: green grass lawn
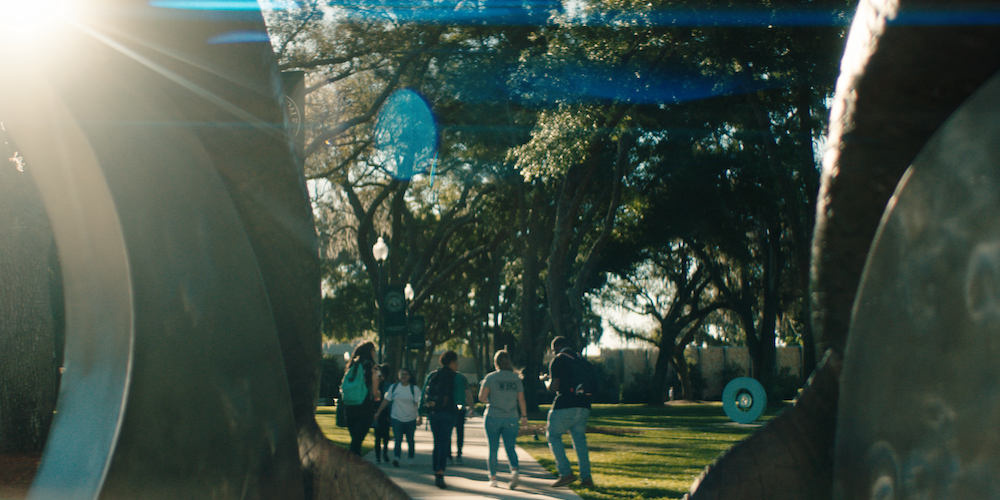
[518,403,784,500]
[315,402,786,500]
[314,407,361,453]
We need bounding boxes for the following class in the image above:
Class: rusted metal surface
[1,1,307,498]
[834,69,1000,500]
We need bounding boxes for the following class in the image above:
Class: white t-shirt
[385,382,422,422]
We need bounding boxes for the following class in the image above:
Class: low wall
[597,346,804,401]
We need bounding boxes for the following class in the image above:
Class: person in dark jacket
[344,341,381,456]
[421,350,465,489]
[544,336,593,488]
[373,363,392,463]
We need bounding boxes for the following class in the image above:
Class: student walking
[421,350,465,489]
[372,363,392,464]
[450,370,474,465]
[544,336,594,488]
[343,341,381,456]
[375,367,422,466]
[478,349,528,489]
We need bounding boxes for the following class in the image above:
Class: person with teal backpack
[341,341,381,456]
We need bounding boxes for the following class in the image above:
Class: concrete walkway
[365,415,583,500]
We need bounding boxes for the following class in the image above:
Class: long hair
[493,349,514,371]
[347,341,376,370]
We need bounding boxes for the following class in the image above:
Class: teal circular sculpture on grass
[722,377,767,424]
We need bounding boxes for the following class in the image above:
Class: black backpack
[562,352,599,398]
[422,368,456,413]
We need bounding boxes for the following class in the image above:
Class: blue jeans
[429,411,456,473]
[391,418,417,459]
[484,415,520,477]
[546,407,591,480]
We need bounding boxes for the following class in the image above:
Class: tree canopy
[262,0,854,403]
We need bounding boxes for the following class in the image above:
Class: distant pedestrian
[373,363,392,463]
[421,350,464,489]
[376,367,422,467]
[450,369,473,465]
[478,349,527,489]
[544,336,594,488]
[343,341,381,456]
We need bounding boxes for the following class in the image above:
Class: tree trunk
[672,347,695,401]
[649,345,671,406]
[757,226,780,400]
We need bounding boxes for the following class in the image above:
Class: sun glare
[0,0,82,54]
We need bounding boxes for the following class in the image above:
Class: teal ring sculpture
[722,377,766,424]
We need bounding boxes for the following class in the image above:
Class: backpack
[562,352,599,398]
[422,368,456,413]
[340,363,368,406]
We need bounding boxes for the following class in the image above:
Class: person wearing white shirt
[375,367,423,466]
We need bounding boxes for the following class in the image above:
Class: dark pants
[346,402,376,456]
[453,411,466,457]
[374,414,391,459]
[429,411,456,473]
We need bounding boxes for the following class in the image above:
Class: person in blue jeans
[478,349,528,489]
[375,367,422,466]
[420,350,467,489]
[543,336,594,488]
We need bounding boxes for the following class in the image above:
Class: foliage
[263,0,854,410]
[771,365,803,401]
[619,363,655,404]
[318,355,345,401]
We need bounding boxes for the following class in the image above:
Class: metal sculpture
[2,1,308,497]
[687,1,1000,498]
[722,378,766,424]
[834,63,1000,500]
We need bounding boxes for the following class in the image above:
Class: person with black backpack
[420,350,466,489]
[543,336,594,488]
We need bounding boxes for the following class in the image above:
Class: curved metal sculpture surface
[1,1,310,498]
[687,1,1000,498]
[834,70,1000,500]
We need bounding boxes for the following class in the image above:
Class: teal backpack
[340,363,368,406]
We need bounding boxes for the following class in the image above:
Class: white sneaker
[489,477,498,488]
[509,471,519,489]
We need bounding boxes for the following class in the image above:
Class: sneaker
[510,471,519,490]
[435,475,447,489]
[580,478,594,488]
[489,477,498,488]
[551,474,577,487]
[392,460,399,467]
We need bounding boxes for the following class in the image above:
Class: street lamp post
[373,236,388,363]
[403,283,414,369]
